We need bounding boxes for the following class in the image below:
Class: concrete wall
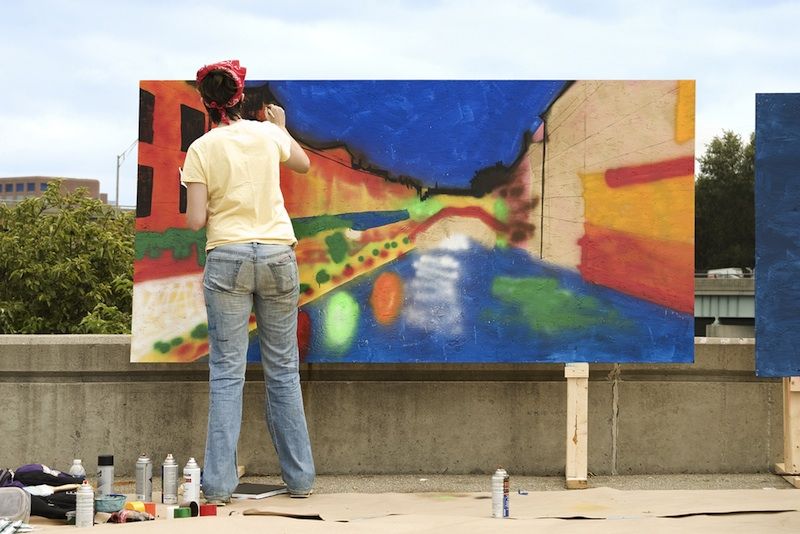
[0,336,781,477]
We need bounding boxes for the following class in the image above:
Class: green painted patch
[492,277,623,335]
[493,198,509,223]
[292,215,351,240]
[325,232,349,263]
[406,197,444,221]
[135,228,207,265]
[316,269,331,285]
[324,292,359,355]
[190,323,208,339]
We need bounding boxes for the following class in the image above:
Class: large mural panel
[755,93,800,377]
[131,80,695,363]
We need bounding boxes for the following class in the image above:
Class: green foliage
[695,130,755,272]
[0,182,134,333]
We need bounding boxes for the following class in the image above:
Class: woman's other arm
[185,182,208,231]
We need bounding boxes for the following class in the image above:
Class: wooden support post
[775,377,800,488]
[565,362,589,489]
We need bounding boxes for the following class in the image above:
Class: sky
[1,0,798,206]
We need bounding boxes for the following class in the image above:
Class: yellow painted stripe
[581,172,694,244]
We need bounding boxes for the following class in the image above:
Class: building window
[137,165,154,218]
[15,183,23,192]
[40,183,48,191]
[180,104,206,152]
[27,182,35,192]
[4,184,11,193]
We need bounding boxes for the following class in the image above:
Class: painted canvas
[755,93,800,377]
[131,80,695,363]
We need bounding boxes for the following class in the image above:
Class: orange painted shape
[282,146,416,218]
[134,251,203,283]
[370,272,405,325]
[578,224,694,314]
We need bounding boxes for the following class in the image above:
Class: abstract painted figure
[133,80,695,365]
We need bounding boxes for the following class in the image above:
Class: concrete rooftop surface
[26,474,800,533]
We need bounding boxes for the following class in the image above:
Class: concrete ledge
[0,335,781,477]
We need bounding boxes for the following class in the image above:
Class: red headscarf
[195,60,247,124]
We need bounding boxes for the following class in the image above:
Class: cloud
[1,0,799,204]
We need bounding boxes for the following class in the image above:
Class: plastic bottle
[96,454,114,496]
[68,459,86,478]
[75,479,94,528]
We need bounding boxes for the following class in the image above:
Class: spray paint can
[182,458,201,505]
[96,454,114,496]
[135,454,153,502]
[491,468,509,518]
[75,479,95,528]
[162,454,179,505]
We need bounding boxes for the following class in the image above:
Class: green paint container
[174,507,191,518]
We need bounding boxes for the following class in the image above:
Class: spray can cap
[185,457,199,468]
[98,454,114,466]
[138,453,150,461]
[165,453,175,462]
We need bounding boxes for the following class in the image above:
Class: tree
[695,130,755,272]
[0,183,133,333]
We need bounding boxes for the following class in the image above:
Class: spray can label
[502,471,509,517]
[162,454,179,505]
[183,458,201,505]
[135,454,153,502]
[491,468,510,518]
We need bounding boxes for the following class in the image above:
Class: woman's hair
[198,70,243,124]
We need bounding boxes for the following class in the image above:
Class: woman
[181,59,315,501]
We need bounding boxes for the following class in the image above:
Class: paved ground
[114,472,795,494]
[31,478,800,533]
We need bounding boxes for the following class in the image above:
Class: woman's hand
[265,104,287,129]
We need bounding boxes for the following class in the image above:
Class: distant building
[0,176,108,204]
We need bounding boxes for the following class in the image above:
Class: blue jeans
[201,242,315,499]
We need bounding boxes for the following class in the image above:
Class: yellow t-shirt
[181,119,296,250]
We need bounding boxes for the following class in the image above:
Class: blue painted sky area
[265,81,568,188]
[755,93,800,377]
[267,241,694,364]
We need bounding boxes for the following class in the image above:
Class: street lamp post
[115,139,138,210]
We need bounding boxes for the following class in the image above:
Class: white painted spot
[405,252,464,335]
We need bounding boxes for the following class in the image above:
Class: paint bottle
[161,454,179,505]
[75,479,94,528]
[491,468,509,518]
[68,459,86,479]
[182,458,201,505]
[96,455,114,497]
[135,454,153,502]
